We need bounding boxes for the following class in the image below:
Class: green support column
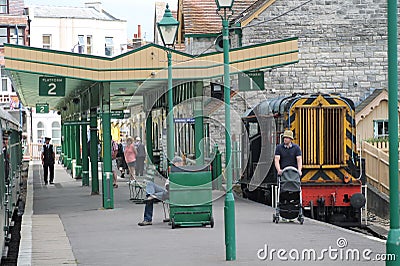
[81,112,89,186]
[101,83,114,209]
[167,51,175,163]
[66,124,72,170]
[194,81,204,165]
[386,0,400,262]
[145,112,153,163]
[90,108,99,195]
[62,123,66,166]
[70,123,77,177]
[75,117,82,179]
[222,18,236,261]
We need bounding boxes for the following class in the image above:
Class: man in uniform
[41,137,55,185]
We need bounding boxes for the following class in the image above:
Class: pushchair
[272,166,304,224]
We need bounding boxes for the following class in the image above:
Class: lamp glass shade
[157,4,179,46]
[215,0,234,9]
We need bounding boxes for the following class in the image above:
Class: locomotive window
[248,122,259,138]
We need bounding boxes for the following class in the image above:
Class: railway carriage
[0,108,23,258]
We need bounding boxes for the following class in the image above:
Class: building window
[0,0,8,14]
[78,35,84,53]
[0,28,6,45]
[373,120,389,138]
[43,34,51,49]
[86,35,92,54]
[1,79,7,91]
[0,27,24,46]
[37,122,45,143]
[105,37,113,56]
[51,121,61,145]
[10,27,24,45]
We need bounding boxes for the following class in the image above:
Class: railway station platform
[17,162,389,266]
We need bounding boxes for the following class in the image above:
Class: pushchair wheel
[298,216,304,225]
[273,214,279,223]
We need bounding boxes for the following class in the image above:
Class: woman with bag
[124,137,137,183]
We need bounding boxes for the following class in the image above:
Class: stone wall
[242,0,390,104]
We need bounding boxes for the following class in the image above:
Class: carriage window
[248,122,259,138]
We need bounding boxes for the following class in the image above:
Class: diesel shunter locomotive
[241,93,366,226]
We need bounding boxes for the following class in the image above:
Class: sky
[24,0,177,42]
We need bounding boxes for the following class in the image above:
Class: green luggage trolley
[169,166,214,229]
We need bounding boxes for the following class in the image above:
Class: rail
[361,141,400,195]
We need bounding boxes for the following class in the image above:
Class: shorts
[127,161,136,168]
[112,159,118,172]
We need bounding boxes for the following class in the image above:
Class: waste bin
[169,165,214,229]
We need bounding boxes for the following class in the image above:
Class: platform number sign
[39,77,65,96]
[36,103,49,114]
[238,71,265,91]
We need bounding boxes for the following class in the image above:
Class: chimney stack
[138,25,141,39]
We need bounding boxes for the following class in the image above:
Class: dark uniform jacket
[42,144,55,165]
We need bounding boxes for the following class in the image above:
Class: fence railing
[361,141,400,196]
[367,140,389,151]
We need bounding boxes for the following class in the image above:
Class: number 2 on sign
[40,106,44,113]
[48,83,57,95]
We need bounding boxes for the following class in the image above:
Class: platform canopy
[4,37,298,112]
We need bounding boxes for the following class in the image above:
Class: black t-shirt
[274,143,302,169]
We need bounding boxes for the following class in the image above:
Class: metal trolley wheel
[171,218,176,229]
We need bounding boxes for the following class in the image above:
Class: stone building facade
[240,0,390,104]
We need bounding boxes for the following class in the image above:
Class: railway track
[349,224,388,240]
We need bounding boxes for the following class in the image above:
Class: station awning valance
[4,37,298,111]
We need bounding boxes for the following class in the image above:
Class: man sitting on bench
[138,156,184,226]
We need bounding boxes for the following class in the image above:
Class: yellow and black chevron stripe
[301,169,356,183]
[284,94,358,183]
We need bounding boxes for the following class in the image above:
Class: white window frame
[51,121,61,145]
[105,37,114,56]
[37,121,45,143]
[373,120,389,138]
[42,34,51,49]
[86,35,92,54]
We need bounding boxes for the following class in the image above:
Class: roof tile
[182,0,257,35]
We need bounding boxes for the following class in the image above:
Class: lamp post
[386,0,400,263]
[157,4,179,164]
[215,0,236,261]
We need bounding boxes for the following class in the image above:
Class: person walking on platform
[124,137,137,183]
[135,137,146,176]
[274,130,302,176]
[41,137,55,185]
[111,139,119,188]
